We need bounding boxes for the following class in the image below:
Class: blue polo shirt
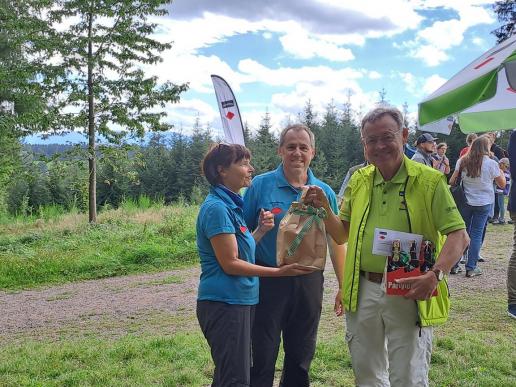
[243,164,338,267]
[196,186,258,305]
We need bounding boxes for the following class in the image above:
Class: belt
[360,270,384,284]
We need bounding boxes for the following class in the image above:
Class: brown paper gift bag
[276,198,328,270]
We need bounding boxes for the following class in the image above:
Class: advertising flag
[211,75,245,145]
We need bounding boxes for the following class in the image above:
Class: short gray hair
[279,124,315,148]
[360,106,404,135]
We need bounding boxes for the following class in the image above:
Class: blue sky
[27,0,501,143]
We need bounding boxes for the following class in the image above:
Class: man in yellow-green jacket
[304,106,469,386]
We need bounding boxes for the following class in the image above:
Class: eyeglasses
[361,130,401,146]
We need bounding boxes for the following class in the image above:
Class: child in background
[493,158,511,225]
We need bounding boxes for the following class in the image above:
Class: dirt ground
[0,224,512,343]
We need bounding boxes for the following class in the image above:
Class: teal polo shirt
[196,186,258,305]
[243,164,338,267]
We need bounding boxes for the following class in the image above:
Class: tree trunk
[87,10,96,224]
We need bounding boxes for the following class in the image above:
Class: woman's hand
[449,169,459,186]
[253,209,275,243]
[277,263,316,277]
[257,208,274,232]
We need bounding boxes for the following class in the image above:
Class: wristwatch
[431,267,444,281]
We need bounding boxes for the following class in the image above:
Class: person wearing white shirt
[449,136,506,277]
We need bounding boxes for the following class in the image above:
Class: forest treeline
[3,100,513,217]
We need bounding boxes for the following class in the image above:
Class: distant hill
[26,143,81,157]
[25,131,192,157]
[24,132,88,145]
[24,131,188,146]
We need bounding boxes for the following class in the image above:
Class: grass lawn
[0,209,515,386]
[0,202,199,290]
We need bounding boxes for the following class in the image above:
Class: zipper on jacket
[348,202,369,308]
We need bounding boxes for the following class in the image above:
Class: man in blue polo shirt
[243,124,346,387]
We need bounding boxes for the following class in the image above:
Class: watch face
[434,269,444,281]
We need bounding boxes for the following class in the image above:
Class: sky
[28,0,502,143]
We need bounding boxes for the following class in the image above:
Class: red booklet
[385,240,438,296]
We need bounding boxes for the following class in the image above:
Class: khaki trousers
[346,274,432,387]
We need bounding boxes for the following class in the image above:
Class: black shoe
[450,266,462,275]
[508,304,516,319]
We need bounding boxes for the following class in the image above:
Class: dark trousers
[197,301,255,387]
[509,212,516,306]
[250,271,324,387]
[493,192,500,219]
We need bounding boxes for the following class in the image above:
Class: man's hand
[334,288,344,316]
[304,185,331,212]
[395,271,438,300]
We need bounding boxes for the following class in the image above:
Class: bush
[38,204,67,221]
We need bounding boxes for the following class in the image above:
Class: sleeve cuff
[206,227,236,239]
[440,223,466,236]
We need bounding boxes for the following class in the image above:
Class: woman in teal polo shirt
[196,143,311,386]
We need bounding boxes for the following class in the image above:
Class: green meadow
[0,199,198,290]
[0,202,514,386]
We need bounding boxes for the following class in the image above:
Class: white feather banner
[211,75,245,145]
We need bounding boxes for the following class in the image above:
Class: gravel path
[0,268,200,340]
[0,224,510,342]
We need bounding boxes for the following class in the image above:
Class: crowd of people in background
[409,129,515,319]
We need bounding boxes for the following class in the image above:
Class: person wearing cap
[411,133,438,167]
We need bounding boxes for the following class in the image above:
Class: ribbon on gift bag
[276,188,328,270]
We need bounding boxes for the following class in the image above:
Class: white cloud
[162,98,219,133]
[157,1,426,66]
[411,45,450,67]
[368,71,382,80]
[398,72,418,95]
[153,13,258,56]
[237,59,364,88]
[140,1,497,135]
[322,0,423,36]
[170,0,423,36]
[422,75,447,96]
[401,4,494,66]
[279,28,354,62]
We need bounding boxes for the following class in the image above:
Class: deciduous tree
[35,0,188,222]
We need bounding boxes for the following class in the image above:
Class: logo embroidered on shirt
[240,226,248,233]
[271,207,282,215]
